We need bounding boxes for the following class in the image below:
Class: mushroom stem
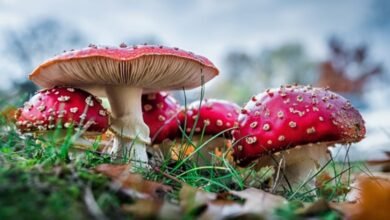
[105,86,151,167]
[255,143,331,189]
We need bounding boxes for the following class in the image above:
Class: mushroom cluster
[17,42,367,188]
[232,84,365,186]
[27,44,219,166]
[140,96,239,165]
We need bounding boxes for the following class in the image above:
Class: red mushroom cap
[232,85,366,166]
[29,44,219,95]
[184,99,240,136]
[15,87,110,134]
[142,92,182,143]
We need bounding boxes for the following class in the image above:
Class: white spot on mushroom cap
[99,110,107,116]
[158,115,166,121]
[157,103,164,109]
[306,127,316,134]
[70,107,78,113]
[289,121,297,128]
[246,136,257,144]
[37,105,46,112]
[58,96,70,102]
[64,122,72,128]
[85,96,94,107]
[250,121,258,128]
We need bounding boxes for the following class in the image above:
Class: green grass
[0,94,357,220]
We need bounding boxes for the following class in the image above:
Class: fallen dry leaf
[315,171,349,198]
[122,199,182,220]
[331,173,390,220]
[179,185,242,220]
[95,164,172,200]
[230,188,287,217]
[198,200,242,220]
[1,105,18,123]
[179,184,217,213]
[122,200,163,219]
[296,199,331,217]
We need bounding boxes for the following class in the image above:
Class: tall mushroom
[29,44,218,166]
[232,84,365,186]
[15,87,110,150]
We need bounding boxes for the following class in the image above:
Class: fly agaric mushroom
[15,87,110,150]
[232,84,365,186]
[29,44,218,167]
[142,92,182,144]
[141,91,183,163]
[179,99,240,164]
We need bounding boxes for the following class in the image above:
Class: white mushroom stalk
[28,44,219,167]
[255,143,331,188]
[106,86,150,166]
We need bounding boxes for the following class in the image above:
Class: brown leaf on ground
[296,199,331,217]
[95,164,172,200]
[198,200,242,220]
[331,173,390,220]
[179,185,242,220]
[315,172,349,198]
[1,105,18,123]
[122,199,182,220]
[230,188,287,217]
[179,184,217,213]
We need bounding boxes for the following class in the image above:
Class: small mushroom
[180,99,240,165]
[232,84,365,186]
[29,44,218,167]
[15,87,110,151]
[142,92,182,144]
[141,92,183,164]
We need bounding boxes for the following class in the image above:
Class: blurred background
[0,0,389,160]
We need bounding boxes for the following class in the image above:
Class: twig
[272,157,285,193]
[83,186,108,220]
[152,166,184,185]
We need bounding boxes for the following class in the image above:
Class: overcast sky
[0,0,388,89]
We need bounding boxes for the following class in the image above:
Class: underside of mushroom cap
[29,44,219,96]
[232,84,366,166]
